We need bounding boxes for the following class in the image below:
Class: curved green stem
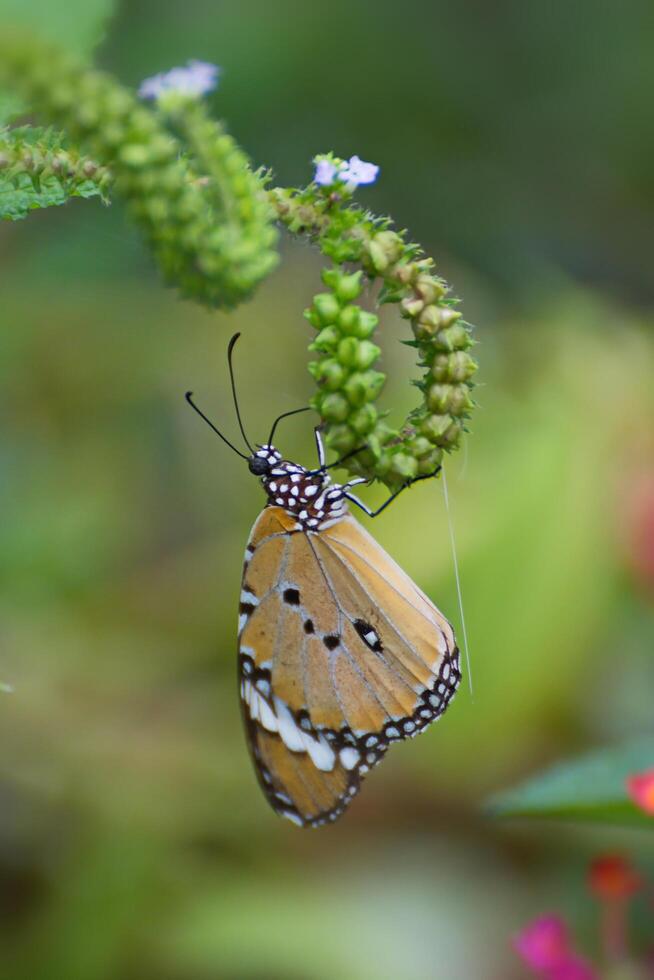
[270,185,477,488]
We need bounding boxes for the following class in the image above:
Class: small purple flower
[312,154,379,189]
[314,158,338,186]
[340,155,379,186]
[139,60,220,100]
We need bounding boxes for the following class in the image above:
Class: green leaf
[0,125,111,220]
[488,736,654,827]
[0,0,117,122]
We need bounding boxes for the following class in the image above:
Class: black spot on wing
[353,618,383,653]
[283,587,300,605]
[322,634,340,651]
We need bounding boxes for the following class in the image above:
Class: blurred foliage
[0,0,113,122]
[1,1,654,978]
[490,737,654,827]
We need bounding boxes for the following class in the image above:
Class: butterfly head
[248,445,282,476]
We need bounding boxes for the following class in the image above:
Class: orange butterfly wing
[238,507,460,827]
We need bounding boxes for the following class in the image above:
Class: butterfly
[186,334,461,827]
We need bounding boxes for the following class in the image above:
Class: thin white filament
[441,467,473,699]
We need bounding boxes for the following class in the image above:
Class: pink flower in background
[588,855,641,900]
[626,770,654,816]
[621,469,654,596]
[548,956,597,980]
[513,915,598,979]
[513,915,571,971]
[588,854,642,963]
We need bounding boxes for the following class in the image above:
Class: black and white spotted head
[247,444,282,476]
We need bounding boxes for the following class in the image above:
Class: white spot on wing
[273,698,335,771]
[306,735,336,771]
[339,747,360,770]
[274,699,307,752]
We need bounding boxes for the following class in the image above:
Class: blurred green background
[2,2,654,978]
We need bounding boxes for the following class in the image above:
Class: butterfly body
[238,439,461,828]
[250,444,349,532]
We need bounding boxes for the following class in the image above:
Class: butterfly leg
[345,465,442,519]
[308,428,367,474]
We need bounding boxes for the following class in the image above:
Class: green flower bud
[389,453,419,481]
[401,296,424,319]
[309,358,346,391]
[374,452,392,475]
[420,414,452,443]
[344,370,385,407]
[337,337,380,370]
[430,351,477,382]
[349,403,378,436]
[320,392,350,422]
[311,292,341,326]
[414,305,462,340]
[337,304,361,334]
[433,323,471,352]
[366,238,390,273]
[334,270,363,303]
[364,230,403,274]
[407,436,433,458]
[415,275,446,304]
[354,310,379,339]
[448,385,474,414]
[353,340,381,370]
[310,326,340,353]
[442,420,463,445]
[337,336,359,367]
[416,448,443,475]
[374,230,403,263]
[427,384,454,413]
[326,424,357,454]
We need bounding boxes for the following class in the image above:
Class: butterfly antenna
[227,333,254,454]
[184,392,249,460]
[268,406,311,448]
[441,466,474,700]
